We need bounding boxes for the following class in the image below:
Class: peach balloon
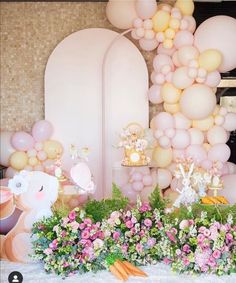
[185,145,207,164]
[153,54,174,71]
[183,15,196,33]
[207,125,228,145]
[165,128,176,138]
[189,128,204,145]
[139,38,158,51]
[222,113,236,131]
[153,112,175,130]
[157,168,172,189]
[172,67,194,89]
[172,51,181,67]
[135,0,157,20]
[208,143,231,163]
[161,82,181,103]
[174,112,191,129]
[177,45,199,66]
[192,116,214,131]
[205,71,221,88]
[174,30,194,49]
[152,146,172,168]
[159,136,171,148]
[180,84,216,120]
[148,84,163,104]
[171,129,190,149]
[163,102,180,114]
[157,43,176,56]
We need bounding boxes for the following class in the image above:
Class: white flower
[93,239,104,250]
[227,214,233,225]
[8,174,29,195]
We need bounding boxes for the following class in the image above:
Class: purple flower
[226,233,233,241]
[207,257,216,267]
[139,202,151,212]
[212,249,221,259]
[81,230,90,239]
[147,237,156,247]
[212,222,221,229]
[144,218,152,227]
[131,216,137,224]
[139,230,145,237]
[113,231,120,240]
[68,210,76,221]
[79,223,85,230]
[125,220,134,229]
[183,244,190,253]
[136,243,143,253]
[49,239,58,250]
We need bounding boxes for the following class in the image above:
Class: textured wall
[0,2,157,132]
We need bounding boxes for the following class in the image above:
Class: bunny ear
[188,163,194,178]
[179,164,186,178]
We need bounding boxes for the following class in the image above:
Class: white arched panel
[45,28,148,199]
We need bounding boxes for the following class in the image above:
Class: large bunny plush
[0,171,59,263]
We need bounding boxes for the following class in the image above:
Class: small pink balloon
[131,29,141,40]
[143,19,153,29]
[139,38,158,51]
[157,44,176,56]
[188,67,198,79]
[154,129,164,139]
[222,113,236,131]
[133,18,143,28]
[172,67,194,89]
[11,131,34,151]
[5,167,18,178]
[165,128,176,138]
[148,84,163,104]
[37,150,47,161]
[172,51,181,67]
[142,174,153,186]
[220,163,229,176]
[153,112,175,130]
[174,31,194,49]
[135,0,157,20]
[173,149,185,160]
[27,149,37,158]
[165,72,173,83]
[156,32,165,43]
[34,142,43,151]
[171,129,190,149]
[153,54,174,72]
[131,172,143,182]
[185,145,207,164]
[214,115,225,126]
[183,16,196,33]
[132,181,144,192]
[159,135,171,148]
[201,159,213,170]
[171,11,182,20]
[150,71,157,84]
[32,120,53,142]
[161,65,171,75]
[208,143,231,163]
[121,183,138,204]
[157,168,172,189]
[205,71,221,87]
[167,162,177,174]
[154,73,165,85]
[180,19,188,30]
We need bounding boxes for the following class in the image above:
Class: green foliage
[84,183,128,222]
[148,186,166,213]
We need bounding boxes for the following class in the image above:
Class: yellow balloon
[163,102,180,114]
[198,49,222,72]
[163,39,173,49]
[10,151,28,170]
[152,146,172,168]
[43,140,63,159]
[165,28,175,39]
[169,18,180,30]
[175,0,194,16]
[28,156,39,166]
[161,83,181,104]
[152,10,170,32]
[192,116,214,131]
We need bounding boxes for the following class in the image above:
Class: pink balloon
[148,84,163,104]
[154,129,164,139]
[121,183,138,204]
[132,181,144,192]
[139,38,158,51]
[167,162,177,174]
[37,150,47,161]
[226,162,236,174]
[135,0,157,19]
[34,142,43,151]
[171,129,190,149]
[185,145,207,164]
[165,72,173,83]
[201,159,213,170]
[142,174,153,186]
[183,16,196,33]
[220,163,229,176]
[208,143,231,163]
[27,149,37,158]
[153,54,173,72]
[207,125,228,145]
[131,172,143,181]
[154,73,165,85]
[188,128,204,145]
[157,168,172,189]
[205,71,221,87]
[172,51,181,67]
[32,120,53,142]
[11,131,34,151]
[174,112,191,129]
[131,29,141,40]
[153,112,175,130]
[5,167,18,178]
[221,174,236,204]
[165,128,176,138]
[174,31,194,49]
[222,113,236,131]
[157,44,176,56]
[172,67,194,89]
[173,149,185,160]
[159,136,171,148]
[194,16,236,73]
[151,71,157,84]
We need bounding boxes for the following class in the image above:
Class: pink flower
[207,257,216,267]
[166,231,176,243]
[176,249,181,256]
[49,239,58,250]
[110,211,120,219]
[226,233,233,241]
[70,221,79,231]
[68,210,76,221]
[131,216,137,224]
[188,219,194,226]
[195,249,211,268]
[113,231,120,240]
[221,246,229,253]
[44,248,53,255]
[156,221,163,229]
[62,217,69,226]
[147,237,156,247]
[197,234,205,243]
[84,218,92,225]
[179,220,189,230]
[125,220,134,229]
[212,222,221,229]
[201,265,209,272]
[139,202,151,212]
[183,244,190,253]
[171,228,177,235]
[183,258,190,266]
[144,218,152,227]
[121,244,128,254]
[224,224,231,232]
[203,229,211,237]
[136,243,143,253]
[63,262,70,268]
[61,230,67,238]
[81,230,90,239]
[198,226,206,234]
[212,249,221,259]
[139,230,145,237]
[163,257,172,265]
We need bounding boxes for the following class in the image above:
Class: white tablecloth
[1,261,236,283]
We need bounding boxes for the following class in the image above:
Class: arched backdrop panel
[45,28,149,198]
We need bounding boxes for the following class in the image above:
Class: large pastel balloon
[153,112,174,130]
[156,168,172,189]
[152,146,172,168]
[175,0,194,16]
[221,174,236,204]
[32,120,53,142]
[194,16,236,73]
[198,49,222,72]
[135,0,157,20]
[0,132,15,166]
[121,183,138,204]
[148,84,163,104]
[174,112,191,129]
[177,45,199,66]
[171,129,190,149]
[10,151,28,170]
[185,145,207,164]
[11,131,34,151]
[152,10,170,32]
[222,113,236,131]
[163,103,180,114]
[161,83,181,104]
[180,84,216,120]
[139,38,158,51]
[172,67,194,89]
[106,0,138,29]
[207,125,228,145]
[192,116,214,131]
[188,128,204,145]
[153,54,173,71]
[43,140,63,159]
[205,71,221,88]
[174,30,194,49]
[208,143,231,163]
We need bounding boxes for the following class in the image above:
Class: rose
[70,221,79,232]
[144,219,152,227]
[212,249,221,259]
[183,258,190,266]
[125,220,134,229]
[139,202,151,212]
[113,231,120,240]
[182,244,190,253]
[84,218,92,225]
[136,243,143,253]
[81,230,90,239]
[68,210,76,221]
[179,220,189,230]
[226,233,233,241]
[93,239,104,250]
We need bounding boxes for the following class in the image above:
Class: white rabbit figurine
[173,163,199,208]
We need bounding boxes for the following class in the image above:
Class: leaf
[148,186,166,212]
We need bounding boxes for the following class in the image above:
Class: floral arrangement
[32,186,236,278]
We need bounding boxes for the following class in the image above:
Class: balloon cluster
[107,0,236,199]
[0,120,63,178]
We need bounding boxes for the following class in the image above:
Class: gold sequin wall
[0,2,159,132]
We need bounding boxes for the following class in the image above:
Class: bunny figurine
[173,163,199,208]
[0,171,59,263]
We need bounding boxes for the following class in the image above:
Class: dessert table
[1,261,236,283]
